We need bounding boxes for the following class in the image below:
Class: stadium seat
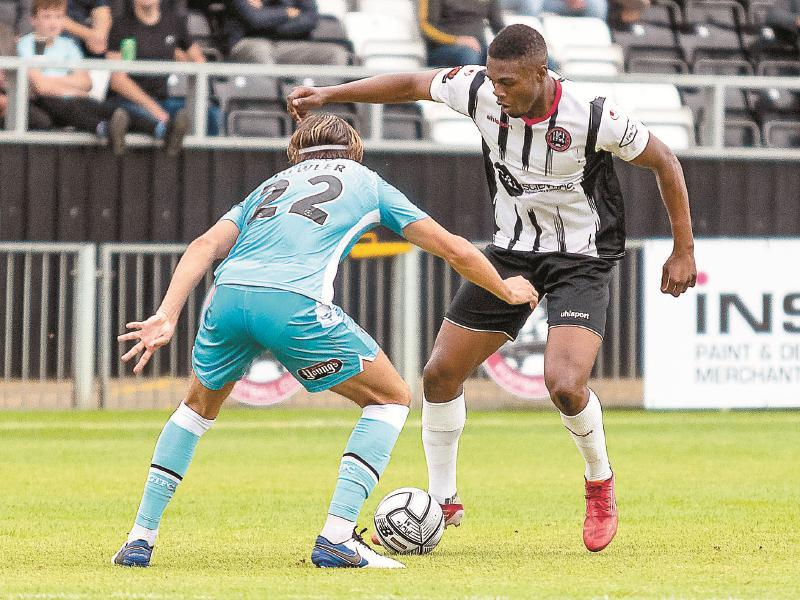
[419,101,482,148]
[725,117,762,147]
[317,0,350,21]
[503,14,544,32]
[309,15,354,57]
[685,0,746,30]
[359,0,416,24]
[611,82,695,147]
[627,47,690,74]
[343,12,417,59]
[382,103,426,140]
[541,16,624,75]
[360,41,425,70]
[186,9,223,62]
[680,23,743,67]
[763,119,800,148]
[214,77,290,137]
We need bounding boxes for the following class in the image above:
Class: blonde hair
[287,113,364,165]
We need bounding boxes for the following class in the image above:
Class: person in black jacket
[225,0,347,65]
[419,0,504,67]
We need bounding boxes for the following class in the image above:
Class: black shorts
[445,245,614,340]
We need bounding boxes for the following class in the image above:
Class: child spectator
[17,0,160,153]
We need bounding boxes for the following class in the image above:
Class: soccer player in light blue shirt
[114,114,537,569]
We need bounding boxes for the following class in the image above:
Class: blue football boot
[112,539,154,567]
[311,528,404,569]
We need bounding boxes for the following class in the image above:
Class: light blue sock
[130,403,214,540]
[327,405,409,525]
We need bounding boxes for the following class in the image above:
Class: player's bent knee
[364,381,412,407]
[422,359,466,397]
[545,372,587,411]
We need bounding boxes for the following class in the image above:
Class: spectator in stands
[106,0,222,145]
[63,0,112,57]
[420,0,504,67]
[608,0,649,26]
[223,0,347,65]
[16,0,161,152]
[501,0,607,21]
[766,1,800,47]
[1,21,54,130]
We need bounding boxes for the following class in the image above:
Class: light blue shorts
[191,285,379,393]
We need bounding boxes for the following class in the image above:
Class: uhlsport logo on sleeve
[483,301,550,400]
[297,359,344,381]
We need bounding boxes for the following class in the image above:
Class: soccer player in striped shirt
[288,24,697,552]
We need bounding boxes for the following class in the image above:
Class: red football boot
[583,474,617,552]
[440,494,464,528]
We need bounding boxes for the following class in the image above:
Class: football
[373,487,445,555]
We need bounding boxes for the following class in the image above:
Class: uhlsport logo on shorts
[483,301,550,400]
[297,359,344,381]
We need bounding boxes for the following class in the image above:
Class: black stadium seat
[214,77,292,138]
[685,0,746,30]
[763,119,800,148]
[383,104,425,140]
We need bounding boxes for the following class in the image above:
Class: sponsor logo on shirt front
[487,114,512,129]
[297,359,344,381]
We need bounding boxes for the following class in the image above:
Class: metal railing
[0,242,95,409]
[0,240,645,409]
[2,57,800,160]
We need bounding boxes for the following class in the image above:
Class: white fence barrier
[1,241,643,409]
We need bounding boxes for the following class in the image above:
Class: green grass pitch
[0,408,798,599]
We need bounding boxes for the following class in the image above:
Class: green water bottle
[120,37,137,60]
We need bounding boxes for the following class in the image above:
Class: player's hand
[286,85,327,122]
[661,249,697,297]
[118,311,176,375]
[456,36,482,53]
[501,276,539,309]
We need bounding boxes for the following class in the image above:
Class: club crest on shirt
[545,127,572,152]
[297,359,344,381]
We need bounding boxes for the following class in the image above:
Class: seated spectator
[106,0,222,146]
[63,0,112,57]
[420,0,504,67]
[224,0,348,65]
[1,21,53,129]
[500,0,607,21]
[17,0,161,153]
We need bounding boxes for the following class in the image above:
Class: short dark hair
[488,24,548,64]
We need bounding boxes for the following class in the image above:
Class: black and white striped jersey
[429,66,650,259]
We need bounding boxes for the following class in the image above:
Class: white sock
[128,523,157,546]
[422,393,466,504]
[320,513,356,544]
[560,389,612,482]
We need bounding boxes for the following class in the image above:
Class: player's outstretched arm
[286,70,439,121]
[630,134,697,297]
[118,220,240,374]
[403,218,538,308]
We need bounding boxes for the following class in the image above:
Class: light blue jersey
[214,159,428,304]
